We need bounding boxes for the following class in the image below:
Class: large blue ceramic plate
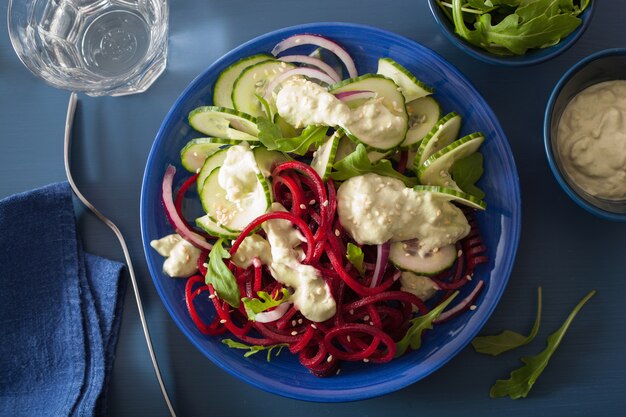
[141,22,521,402]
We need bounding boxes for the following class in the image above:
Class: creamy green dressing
[557,80,626,200]
[337,173,470,256]
[218,143,260,205]
[275,78,405,149]
[150,233,202,278]
[399,272,438,303]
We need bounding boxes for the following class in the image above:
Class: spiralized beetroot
[172,161,489,376]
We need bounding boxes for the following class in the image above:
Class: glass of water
[8,0,168,96]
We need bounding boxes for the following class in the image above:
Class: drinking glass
[8,0,169,96]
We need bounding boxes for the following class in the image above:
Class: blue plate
[140,22,521,402]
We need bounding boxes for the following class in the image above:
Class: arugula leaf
[242,288,291,321]
[472,287,542,356]
[451,152,485,200]
[257,118,327,156]
[331,144,418,187]
[448,0,586,56]
[222,339,288,361]
[205,238,240,308]
[346,243,365,276]
[395,292,459,357]
[490,290,596,399]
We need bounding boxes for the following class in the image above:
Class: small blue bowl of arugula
[428,0,594,66]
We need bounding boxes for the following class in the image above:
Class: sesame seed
[291,331,298,336]
[334,229,341,237]
[298,318,303,324]
[363,358,370,363]
[309,199,316,205]
[209,294,216,299]
[322,200,329,207]
[219,319,227,324]
[292,320,297,327]
[349,309,354,315]
[299,204,306,209]
[327,355,333,362]
[346,335,351,342]
[369,321,374,326]
[335,368,341,375]
[457,250,463,258]
[363,315,370,321]
[466,275,472,281]
[203,263,209,268]
[311,324,317,329]
[470,305,477,311]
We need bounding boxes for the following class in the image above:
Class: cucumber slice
[196,149,229,193]
[417,133,485,192]
[232,60,296,118]
[413,185,486,210]
[413,112,462,169]
[189,106,259,141]
[390,240,457,275]
[401,96,441,148]
[329,74,408,151]
[195,214,239,239]
[376,57,433,102]
[253,147,291,178]
[311,132,341,181]
[213,54,273,108]
[180,137,237,173]
[201,167,271,232]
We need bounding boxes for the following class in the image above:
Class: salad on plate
[150,33,489,376]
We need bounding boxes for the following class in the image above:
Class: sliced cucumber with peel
[253,147,291,178]
[417,133,486,194]
[389,240,457,275]
[311,132,341,181]
[180,137,238,173]
[201,167,271,232]
[189,106,259,141]
[329,74,408,151]
[376,57,433,102]
[196,149,229,193]
[232,60,295,118]
[401,96,441,148]
[413,185,486,210]
[213,54,273,108]
[195,214,240,239]
[413,112,462,169]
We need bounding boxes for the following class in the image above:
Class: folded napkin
[0,182,126,417]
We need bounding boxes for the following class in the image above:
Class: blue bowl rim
[140,21,522,402]
[427,0,595,67]
[543,47,626,222]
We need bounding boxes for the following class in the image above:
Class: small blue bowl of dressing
[544,48,626,221]
[428,0,595,66]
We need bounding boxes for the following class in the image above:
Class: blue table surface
[1,1,625,416]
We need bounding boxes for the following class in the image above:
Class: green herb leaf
[346,243,365,276]
[257,118,327,156]
[331,143,418,187]
[222,339,288,361]
[451,152,485,200]
[472,287,542,356]
[242,288,291,321]
[205,238,240,308]
[490,290,596,399]
[395,292,459,357]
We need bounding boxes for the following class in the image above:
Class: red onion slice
[278,55,341,83]
[433,280,485,324]
[334,90,376,103]
[370,242,390,288]
[254,302,292,323]
[271,34,358,79]
[263,67,338,100]
[162,165,213,251]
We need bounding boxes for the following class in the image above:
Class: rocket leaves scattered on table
[490,290,595,399]
[395,292,458,357]
[242,288,291,321]
[331,143,418,187]
[438,0,591,56]
[472,287,542,356]
[222,339,288,361]
[205,238,241,308]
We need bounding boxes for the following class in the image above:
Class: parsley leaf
[472,287,542,356]
[331,143,418,187]
[490,290,595,399]
[205,238,240,308]
[451,152,485,200]
[395,292,458,357]
[257,118,327,156]
[242,288,291,321]
[346,243,365,276]
[222,339,288,361]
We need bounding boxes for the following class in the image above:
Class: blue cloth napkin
[0,182,126,417]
